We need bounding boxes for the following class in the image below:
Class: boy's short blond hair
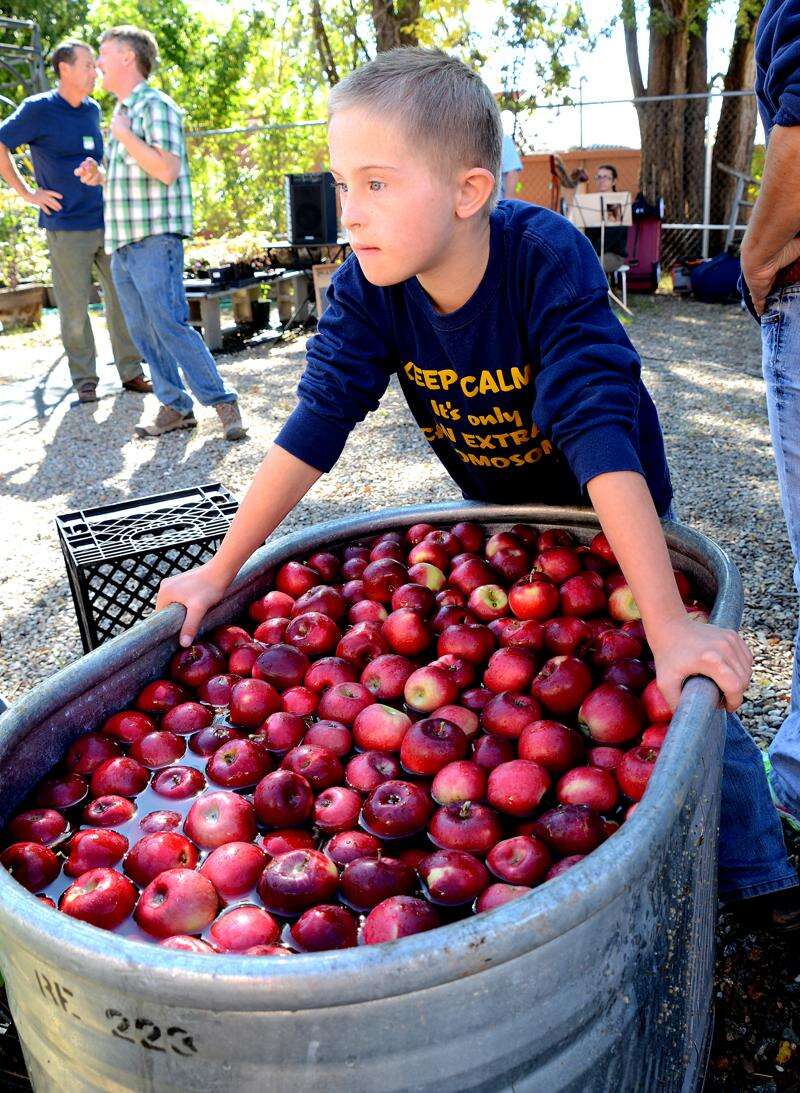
[328,47,503,208]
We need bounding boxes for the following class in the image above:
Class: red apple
[531,805,605,855]
[487,835,551,886]
[431,704,479,739]
[361,780,433,839]
[229,641,269,675]
[135,680,188,714]
[206,738,272,789]
[188,725,243,757]
[345,751,401,793]
[578,683,644,744]
[259,829,316,859]
[481,691,541,739]
[429,653,475,690]
[290,904,358,951]
[60,867,137,929]
[135,868,218,938]
[467,584,509,622]
[1,842,60,891]
[257,849,340,915]
[608,584,641,622]
[130,730,186,770]
[545,855,585,880]
[418,849,488,906]
[210,905,280,951]
[494,618,545,653]
[590,531,616,565]
[160,935,217,954]
[642,724,669,748]
[348,600,389,625]
[280,744,344,790]
[162,701,215,734]
[431,760,487,805]
[253,644,310,690]
[452,521,485,552]
[313,786,362,833]
[450,557,497,596]
[483,647,538,694]
[285,611,342,656]
[559,572,607,617]
[208,625,251,654]
[471,734,516,772]
[292,584,347,622]
[228,679,282,729]
[391,583,436,613]
[588,745,624,772]
[256,712,308,754]
[428,801,503,853]
[404,665,459,713]
[82,795,136,827]
[317,681,375,725]
[543,617,591,657]
[200,842,267,903]
[603,658,652,692]
[437,622,496,665]
[90,757,149,799]
[361,895,440,944]
[170,642,225,688]
[353,703,412,752]
[305,656,358,693]
[124,832,198,886]
[7,809,68,847]
[382,608,433,656]
[101,710,156,744]
[139,810,182,834]
[361,558,408,603]
[407,562,446,591]
[487,760,550,816]
[303,720,352,757]
[324,830,382,867]
[282,686,318,716]
[556,767,618,812]
[591,629,643,667]
[490,548,532,584]
[276,560,321,598]
[184,791,257,848]
[642,680,673,723]
[151,765,206,800]
[531,656,593,715]
[400,717,468,775]
[307,551,341,581]
[518,720,585,773]
[617,745,661,801]
[534,547,581,584]
[475,883,531,912]
[248,590,295,622]
[341,856,416,911]
[65,733,121,775]
[360,653,416,701]
[65,829,128,877]
[252,619,290,645]
[508,574,560,621]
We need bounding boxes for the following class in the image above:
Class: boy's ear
[455,167,496,220]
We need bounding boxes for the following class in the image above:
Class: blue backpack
[689,253,742,304]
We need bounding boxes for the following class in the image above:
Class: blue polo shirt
[0,90,104,231]
[276,200,673,514]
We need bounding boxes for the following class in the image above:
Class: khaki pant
[46,229,143,390]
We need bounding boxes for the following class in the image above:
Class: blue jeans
[663,505,797,899]
[110,234,236,415]
[761,284,800,817]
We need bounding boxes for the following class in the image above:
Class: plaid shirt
[104,82,193,253]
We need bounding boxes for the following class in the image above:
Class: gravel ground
[1,294,799,1088]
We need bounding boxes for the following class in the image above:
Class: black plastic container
[55,483,238,652]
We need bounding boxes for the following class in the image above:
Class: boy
[158,48,800,927]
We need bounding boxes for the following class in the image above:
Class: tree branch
[622,0,646,97]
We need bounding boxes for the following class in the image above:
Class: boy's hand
[647,616,753,714]
[156,563,232,648]
[74,158,103,186]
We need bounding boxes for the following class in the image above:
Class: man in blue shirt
[742,0,800,828]
[0,39,150,402]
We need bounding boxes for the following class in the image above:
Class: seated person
[586,163,628,274]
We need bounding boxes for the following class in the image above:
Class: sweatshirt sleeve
[0,99,39,152]
[766,1,800,128]
[275,257,398,472]
[526,222,645,491]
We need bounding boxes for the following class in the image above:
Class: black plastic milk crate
[55,483,238,653]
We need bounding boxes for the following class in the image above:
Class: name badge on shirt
[82,135,95,150]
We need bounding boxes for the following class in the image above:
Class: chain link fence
[183,88,761,283]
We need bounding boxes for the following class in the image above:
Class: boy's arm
[156,446,321,645]
[587,471,752,712]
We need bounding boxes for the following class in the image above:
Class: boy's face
[329,107,461,287]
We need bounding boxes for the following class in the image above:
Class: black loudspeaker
[285,172,338,244]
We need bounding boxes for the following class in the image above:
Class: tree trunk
[370,0,421,51]
[634,0,691,214]
[708,0,764,253]
[683,13,708,224]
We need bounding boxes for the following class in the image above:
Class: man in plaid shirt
[75,26,246,440]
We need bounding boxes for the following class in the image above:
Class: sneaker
[761,751,800,833]
[77,382,98,403]
[215,400,247,441]
[135,405,197,438]
[122,375,153,394]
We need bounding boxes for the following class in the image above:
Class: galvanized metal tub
[0,503,738,1093]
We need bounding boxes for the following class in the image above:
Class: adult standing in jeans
[742,0,800,825]
[0,39,150,403]
[75,26,246,440]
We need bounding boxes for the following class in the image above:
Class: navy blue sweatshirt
[277,201,673,513]
[756,0,800,135]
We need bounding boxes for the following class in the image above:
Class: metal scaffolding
[0,18,48,113]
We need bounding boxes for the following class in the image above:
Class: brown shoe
[135,404,197,438]
[122,375,154,394]
[77,382,98,403]
[215,400,248,441]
